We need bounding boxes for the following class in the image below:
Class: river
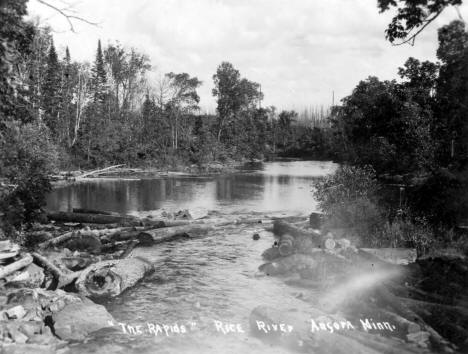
[46,160,338,354]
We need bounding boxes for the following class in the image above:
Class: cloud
[27,0,468,111]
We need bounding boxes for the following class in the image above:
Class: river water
[46,160,338,354]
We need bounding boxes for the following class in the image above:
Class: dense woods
[317,0,468,254]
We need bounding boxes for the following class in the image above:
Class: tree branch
[391,10,443,46]
[36,0,99,33]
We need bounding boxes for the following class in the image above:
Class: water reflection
[47,161,337,215]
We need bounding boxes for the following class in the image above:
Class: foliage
[380,216,435,255]
[330,76,434,174]
[0,122,57,228]
[212,62,263,142]
[434,20,468,169]
[314,166,386,245]
[0,0,57,233]
[378,0,463,44]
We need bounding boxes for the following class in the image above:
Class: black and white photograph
[1,0,468,353]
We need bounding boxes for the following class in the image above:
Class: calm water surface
[47,161,337,216]
[47,161,338,354]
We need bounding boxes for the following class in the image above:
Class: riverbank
[50,158,262,186]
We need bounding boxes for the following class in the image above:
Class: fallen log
[61,232,101,254]
[39,229,102,253]
[120,240,139,259]
[72,208,116,216]
[75,258,153,298]
[31,253,80,289]
[38,230,76,249]
[137,224,214,245]
[77,164,125,179]
[104,229,142,242]
[0,254,33,279]
[278,234,295,256]
[47,211,140,226]
[272,219,322,242]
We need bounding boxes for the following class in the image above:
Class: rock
[52,297,114,341]
[8,326,29,343]
[252,233,260,240]
[175,209,192,220]
[5,305,26,320]
[6,263,45,288]
[0,241,20,264]
[407,331,431,348]
[261,247,281,261]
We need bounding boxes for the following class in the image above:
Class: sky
[27,0,468,113]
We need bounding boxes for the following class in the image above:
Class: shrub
[380,216,435,255]
[314,165,386,246]
[0,122,57,231]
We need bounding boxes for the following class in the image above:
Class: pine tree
[42,39,61,137]
[60,46,74,146]
[92,39,107,103]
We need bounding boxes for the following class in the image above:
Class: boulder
[261,247,281,261]
[6,263,45,288]
[52,297,114,341]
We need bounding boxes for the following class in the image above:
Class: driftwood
[138,224,214,245]
[75,257,153,298]
[72,208,116,216]
[32,253,80,289]
[39,229,103,251]
[61,233,101,254]
[47,211,140,226]
[278,234,295,256]
[77,164,125,179]
[0,254,33,279]
[120,240,139,259]
[273,219,322,241]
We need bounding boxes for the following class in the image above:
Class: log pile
[0,207,226,350]
[255,217,468,353]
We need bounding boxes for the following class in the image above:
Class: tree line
[5,22,332,168]
[0,0,332,231]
